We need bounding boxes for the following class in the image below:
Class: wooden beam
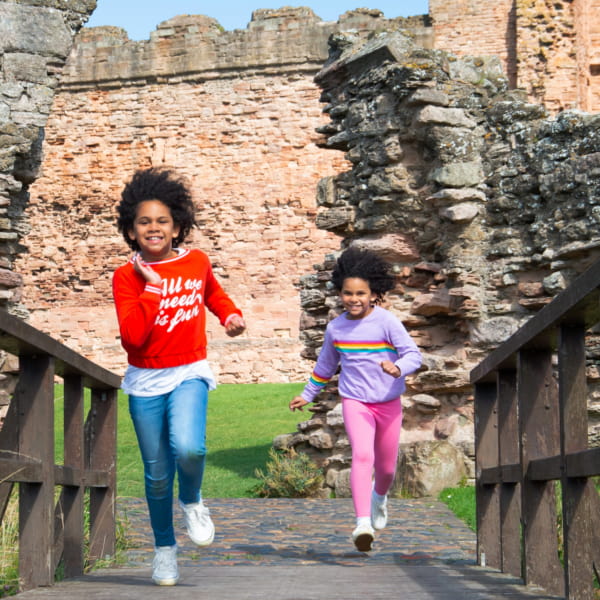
[564,448,600,478]
[54,466,109,488]
[0,458,43,483]
[559,323,594,600]
[497,369,521,578]
[527,455,562,481]
[87,388,117,563]
[62,374,85,577]
[0,392,18,521]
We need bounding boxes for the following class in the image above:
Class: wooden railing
[471,259,600,599]
[0,309,121,592]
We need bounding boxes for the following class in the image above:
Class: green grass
[56,382,306,499]
[0,492,18,597]
[438,484,476,530]
[437,478,600,535]
[204,383,306,497]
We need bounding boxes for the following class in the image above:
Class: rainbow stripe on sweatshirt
[333,340,395,354]
[308,339,396,388]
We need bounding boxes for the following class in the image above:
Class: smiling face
[128,200,180,263]
[340,277,376,320]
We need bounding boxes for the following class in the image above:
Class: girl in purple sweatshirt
[290,247,422,552]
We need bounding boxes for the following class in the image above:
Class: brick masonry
[430,0,600,113]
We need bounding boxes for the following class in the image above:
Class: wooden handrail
[0,309,120,389]
[470,260,600,600]
[0,308,120,592]
[471,258,600,382]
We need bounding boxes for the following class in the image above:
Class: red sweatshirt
[112,248,242,369]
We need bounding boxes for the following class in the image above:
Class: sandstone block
[394,440,467,498]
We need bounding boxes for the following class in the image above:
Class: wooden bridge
[0,258,599,598]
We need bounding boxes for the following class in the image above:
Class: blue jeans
[128,378,209,547]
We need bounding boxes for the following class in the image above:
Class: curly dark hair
[116,167,197,251]
[331,246,395,303]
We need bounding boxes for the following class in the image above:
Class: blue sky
[85,1,429,40]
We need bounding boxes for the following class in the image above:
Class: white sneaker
[352,522,375,552]
[152,545,178,586]
[180,500,215,546]
[371,491,388,530]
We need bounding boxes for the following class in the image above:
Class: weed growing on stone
[252,448,324,498]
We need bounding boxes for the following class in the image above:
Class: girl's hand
[380,360,401,378]
[133,253,162,286]
[289,396,309,411]
[225,314,246,337]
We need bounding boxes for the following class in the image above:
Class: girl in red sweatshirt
[113,167,245,586]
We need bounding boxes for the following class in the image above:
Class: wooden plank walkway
[14,498,564,599]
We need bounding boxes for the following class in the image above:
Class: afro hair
[331,246,395,302]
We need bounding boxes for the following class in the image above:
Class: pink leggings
[342,397,403,518]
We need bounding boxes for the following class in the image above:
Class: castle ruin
[1,1,599,492]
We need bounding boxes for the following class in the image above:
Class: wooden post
[518,348,564,596]
[474,381,501,569]
[16,354,55,590]
[497,369,521,577]
[558,323,593,599]
[87,388,117,563]
[0,392,18,521]
[62,374,85,577]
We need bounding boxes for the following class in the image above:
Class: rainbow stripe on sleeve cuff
[333,340,395,353]
[309,371,331,387]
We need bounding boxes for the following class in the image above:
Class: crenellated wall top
[58,7,432,89]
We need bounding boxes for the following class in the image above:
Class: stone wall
[431,0,600,113]
[430,0,517,82]
[0,0,97,409]
[278,31,600,496]
[7,4,600,386]
[15,8,432,382]
[2,3,599,483]
[0,0,96,311]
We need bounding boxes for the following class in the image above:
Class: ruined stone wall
[16,8,432,382]
[282,31,600,496]
[2,2,599,492]
[9,3,599,385]
[0,0,96,311]
[0,0,97,410]
[430,0,600,113]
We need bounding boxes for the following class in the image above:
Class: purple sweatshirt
[300,305,422,404]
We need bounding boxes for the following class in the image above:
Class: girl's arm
[380,360,402,378]
[224,313,246,337]
[388,316,422,377]
[203,262,244,328]
[112,265,161,349]
[298,327,340,403]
